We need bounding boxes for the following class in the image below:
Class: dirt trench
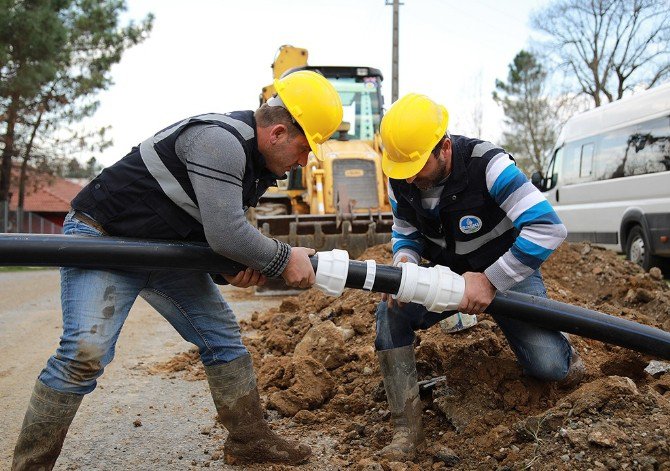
[154,242,670,470]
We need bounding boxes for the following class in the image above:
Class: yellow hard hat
[274,70,343,155]
[380,93,449,179]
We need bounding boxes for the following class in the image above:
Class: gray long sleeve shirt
[175,124,290,276]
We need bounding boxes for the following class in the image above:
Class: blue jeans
[375,270,572,381]
[38,212,248,394]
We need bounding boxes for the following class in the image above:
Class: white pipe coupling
[314,249,350,296]
[395,263,465,313]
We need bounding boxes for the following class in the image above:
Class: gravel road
[0,269,284,470]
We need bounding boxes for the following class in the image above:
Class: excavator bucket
[254,212,393,295]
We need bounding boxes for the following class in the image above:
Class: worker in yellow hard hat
[373,93,583,460]
[271,69,343,158]
[11,70,342,469]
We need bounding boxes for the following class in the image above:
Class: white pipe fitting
[314,249,350,296]
[313,249,465,313]
[395,263,465,312]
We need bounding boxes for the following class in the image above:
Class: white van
[534,82,670,271]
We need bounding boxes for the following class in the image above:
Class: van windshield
[545,147,563,190]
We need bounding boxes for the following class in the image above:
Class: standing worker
[374,93,584,460]
[11,70,343,469]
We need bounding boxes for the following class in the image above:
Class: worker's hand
[458,272,496,314]
[382,255,409,310]
[381,292,407,310]
[223,268,267,288]
[282,246,316,289]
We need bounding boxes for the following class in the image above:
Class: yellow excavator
[252,46,393,259]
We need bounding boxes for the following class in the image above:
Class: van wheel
[626,225,661,272]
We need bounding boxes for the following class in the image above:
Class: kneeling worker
[374,93,584,460]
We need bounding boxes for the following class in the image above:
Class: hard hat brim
[306,135,319,157]
[382,149,431,180]
[307,139,323,162]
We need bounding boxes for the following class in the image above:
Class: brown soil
[153,242,670,470]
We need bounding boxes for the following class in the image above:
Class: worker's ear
[269,124,288,144]
[440,137,452,157]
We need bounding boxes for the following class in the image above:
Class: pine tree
[493,51,557,176]
[0,0,153,205]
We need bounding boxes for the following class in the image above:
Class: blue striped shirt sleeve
[483,151,567,291]
[388,181,424,262]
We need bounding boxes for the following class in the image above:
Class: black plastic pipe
[3,234,670,360]
[311,257,403,293]
[0,234,246,274]
[488,290,670,360]
[310,256,670,360]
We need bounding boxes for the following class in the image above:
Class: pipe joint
[314,249,350,296]
[396,263,465,312]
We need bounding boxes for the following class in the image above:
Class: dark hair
[254,103,303,138]
[431,133,450,157]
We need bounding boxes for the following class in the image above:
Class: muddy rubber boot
[377,345,425,461]
[12,380,83,471]
[559,347,586,389]
[205,354,311,465]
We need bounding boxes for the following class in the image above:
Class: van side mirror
[530,171,543,190]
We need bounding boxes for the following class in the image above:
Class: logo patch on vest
[459,216,482,234]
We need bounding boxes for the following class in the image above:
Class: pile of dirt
[154,242,670,470]
[148,349,205,381]
[542,242,670,330]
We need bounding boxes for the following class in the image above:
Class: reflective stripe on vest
[454,217,514,255]
[138,113,256,223]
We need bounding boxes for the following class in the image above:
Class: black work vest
[71,111,279,241]
[390,135,517,274]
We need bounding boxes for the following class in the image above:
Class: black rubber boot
[205,354,311,465]
[12,380,83,471]
[377,345,425,461]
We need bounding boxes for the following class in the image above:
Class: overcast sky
[83,0,550,167]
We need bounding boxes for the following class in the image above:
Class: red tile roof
[8,167,86,213]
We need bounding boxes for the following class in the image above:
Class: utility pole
[386,0,402,103]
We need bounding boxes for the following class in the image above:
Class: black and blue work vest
[71,111,279,241]
[390,135,517,275]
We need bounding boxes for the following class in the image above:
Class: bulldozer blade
[256,213,393,259]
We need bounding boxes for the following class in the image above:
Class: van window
[623,115,670,177]
[580,143,594,177]
[562,143,582,184]
[593,115,670,180]
[594,127,627,180]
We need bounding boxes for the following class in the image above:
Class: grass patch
[0,266,55,272]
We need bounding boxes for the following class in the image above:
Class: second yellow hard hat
[380,93,449,179]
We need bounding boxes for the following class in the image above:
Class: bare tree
[532,0,670,107]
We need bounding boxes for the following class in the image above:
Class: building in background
[2,165,85,233]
